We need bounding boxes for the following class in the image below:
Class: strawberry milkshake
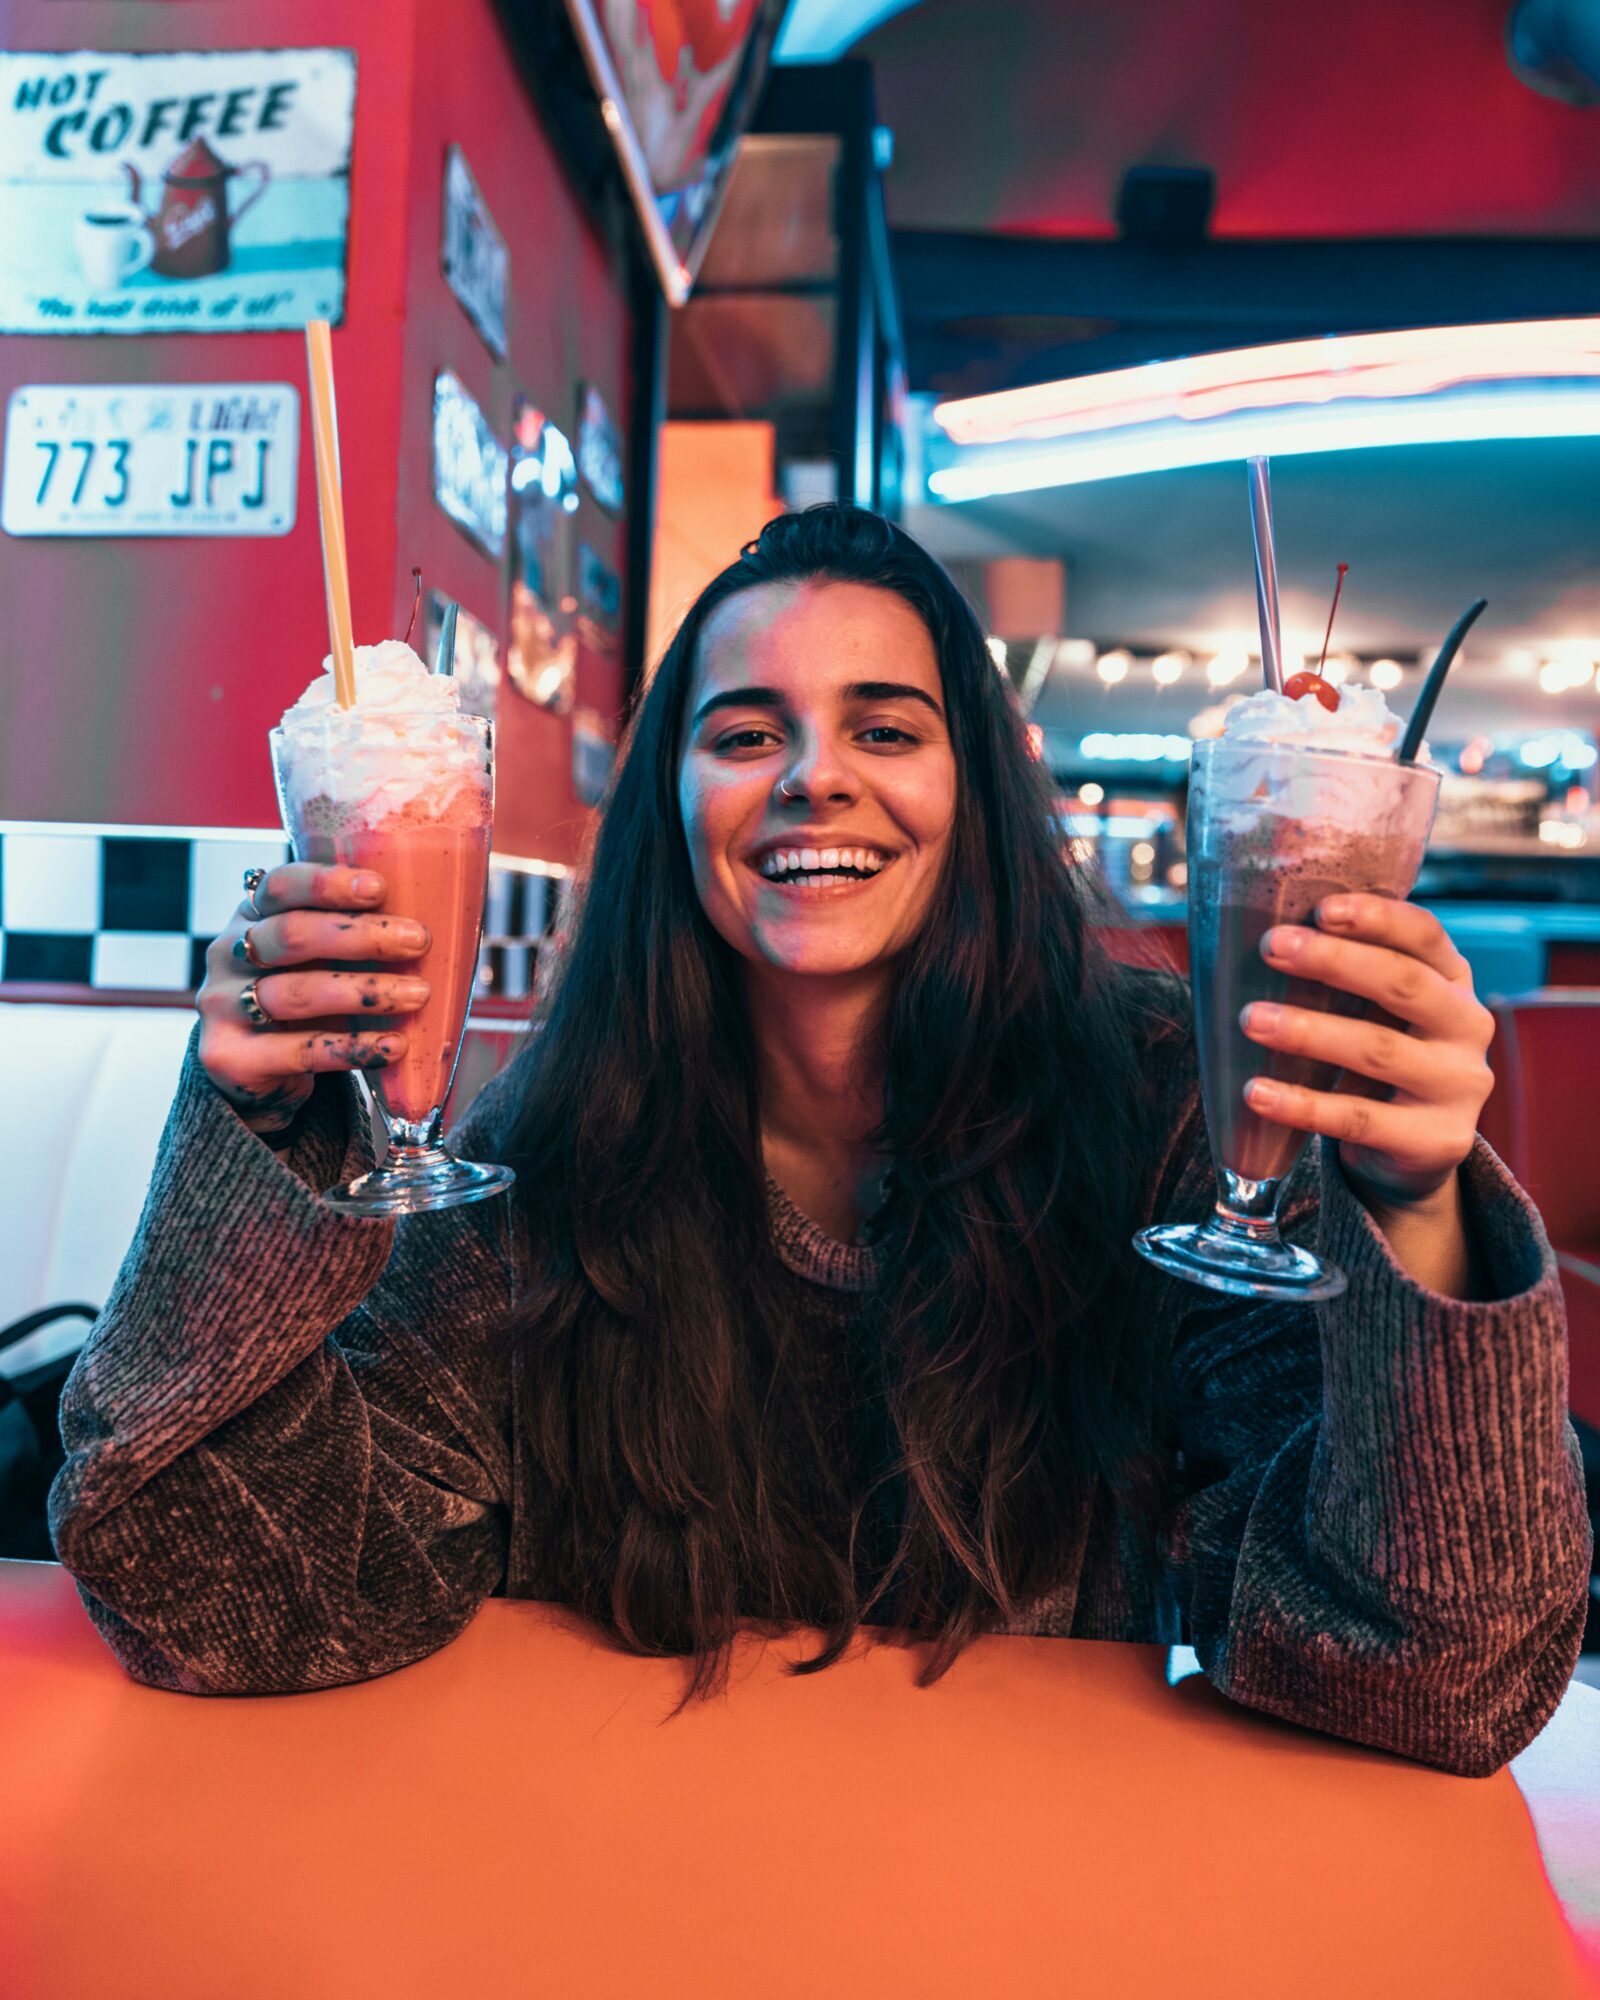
[270,641,513,1213]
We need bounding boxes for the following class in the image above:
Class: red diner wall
[392,0,632,865]
[0,0,633,870]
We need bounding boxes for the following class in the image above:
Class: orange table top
[3,1557,1597,2000]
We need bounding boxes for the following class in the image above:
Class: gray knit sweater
[47,1019,1592,1777]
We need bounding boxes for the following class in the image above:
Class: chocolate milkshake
[1137,680,1440,1299]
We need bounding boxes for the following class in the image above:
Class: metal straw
[1247,456,1285,693]
[434,599,459,677]
[1397,597,1487,765]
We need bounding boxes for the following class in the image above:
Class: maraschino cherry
[1283,670,1340,711]
[1283,562,1349,713]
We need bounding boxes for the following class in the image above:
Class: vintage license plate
[2,383,299,536]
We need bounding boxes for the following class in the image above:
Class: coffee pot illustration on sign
[121,139,271,279]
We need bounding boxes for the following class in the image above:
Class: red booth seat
[1486,991,1600,1434]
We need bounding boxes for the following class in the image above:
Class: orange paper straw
[305,319,357,710]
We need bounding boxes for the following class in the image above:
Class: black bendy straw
[1397,597,1488,765]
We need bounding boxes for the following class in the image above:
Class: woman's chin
[752,932,892,980]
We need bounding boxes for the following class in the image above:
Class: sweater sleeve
[47,1026,525,1697]
[1152,1075,1593,1777]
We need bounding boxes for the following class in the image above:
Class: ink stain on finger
[360,993,378,1008]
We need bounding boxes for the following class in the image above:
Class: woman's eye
[715,729,776,751]
[862,726,916,745]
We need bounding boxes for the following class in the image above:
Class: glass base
[322,1146,516,1217]
[1134,1220,1347,1302]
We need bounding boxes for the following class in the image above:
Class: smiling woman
[46,504,1593,1779]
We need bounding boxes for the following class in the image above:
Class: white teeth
[756,845,892,877]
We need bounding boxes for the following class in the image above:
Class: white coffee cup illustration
[74,205,155,290]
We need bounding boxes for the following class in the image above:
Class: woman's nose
[778,738,856,802]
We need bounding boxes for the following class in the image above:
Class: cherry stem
[1316,562,1348,677]
[403,566,423,646]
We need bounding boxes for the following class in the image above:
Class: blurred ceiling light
[1370,659,1404,691]
[1505,648,1539,676]
[1096,650,1132,684]
[1056,638,1097,670]
[986,636,1008,670]
[1150,651,1188,685]
[1536,658,1594,692]
[1206,648,1251,688]
[1080,732,1193,762]
[1320,654,1355,686]
[1077,781,1105,805]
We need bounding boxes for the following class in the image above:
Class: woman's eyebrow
[691,681,945,728]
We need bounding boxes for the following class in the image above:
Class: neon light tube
[932,318,1600,447]
[925,386,1600,502]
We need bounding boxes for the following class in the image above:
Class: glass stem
[1211,1167,1287,1245]
[382,1109,445,1152]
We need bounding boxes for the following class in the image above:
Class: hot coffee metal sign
[0,49,356,334]
[2,383,300,536]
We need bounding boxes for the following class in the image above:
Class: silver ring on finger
[238,978,273,1028]
[242,866,268,921]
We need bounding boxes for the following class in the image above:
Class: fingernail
[352,873,383,898]
[394,922,428,949]
[1247,1078,1279,1108]
[376,1035,406,1059]
[1320,896,1353,924]
[394,979,429,1006]
[1266,928,1303,958]
[1244,1002,1281,1033]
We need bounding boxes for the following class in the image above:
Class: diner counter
[2,1559,1597,1998]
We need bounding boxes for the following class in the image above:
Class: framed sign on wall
[432,368,507,559]
[441,145,508,358]
[0,49,356,334]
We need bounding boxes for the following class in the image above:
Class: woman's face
[678,580,959,983]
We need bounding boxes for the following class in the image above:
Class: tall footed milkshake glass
[269,688,515,1216]
[1135,732,1439,1301]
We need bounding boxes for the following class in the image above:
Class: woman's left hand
[1239,894,1496,1211]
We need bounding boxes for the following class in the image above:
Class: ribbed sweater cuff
[1309,1133,1581,1609]
[52,1029,395,1530]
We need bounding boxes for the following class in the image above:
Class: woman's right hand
[197,864,431,1134]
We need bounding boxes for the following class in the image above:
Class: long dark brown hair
[493,504,1188,1713]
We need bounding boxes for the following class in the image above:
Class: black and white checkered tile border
[0,823,564,1000]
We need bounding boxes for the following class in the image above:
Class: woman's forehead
[692,580,939,698]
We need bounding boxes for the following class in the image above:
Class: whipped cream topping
[1199,679,1437,836]
[275,642,488,823]
[1220,682,1420,760]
